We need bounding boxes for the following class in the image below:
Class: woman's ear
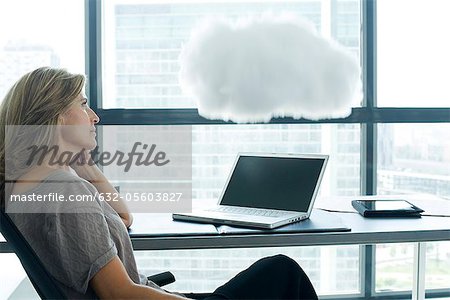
[58,114,65,125]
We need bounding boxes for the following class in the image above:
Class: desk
[127,196,450,300]
[1,196,449,299]
[129,209,449,251]
[128,195,450,250]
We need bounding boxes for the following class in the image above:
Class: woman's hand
[91,256,188,300]
[70,149,102,182]
[70,149,134,228]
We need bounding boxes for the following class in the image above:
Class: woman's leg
[202,254,318,300]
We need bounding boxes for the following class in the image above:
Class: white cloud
[179,14,362,123]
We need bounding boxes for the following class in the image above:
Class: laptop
[173,153,329,229]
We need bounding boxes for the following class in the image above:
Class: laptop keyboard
[207,206,287,218]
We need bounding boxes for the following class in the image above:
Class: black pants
[184,254,318,300]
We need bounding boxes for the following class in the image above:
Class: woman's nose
[89,108,100,124]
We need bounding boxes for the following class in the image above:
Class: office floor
[4,276,450,300]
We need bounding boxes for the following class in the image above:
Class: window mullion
[361,0,377,299]
[85,0,102,110]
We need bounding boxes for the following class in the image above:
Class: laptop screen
[220,155,326,212]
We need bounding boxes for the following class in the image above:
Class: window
[0,0,85,100]
[134,246,360,294]
[376,242,450,294]
[377,0,450,107]
[98,0,364,295]
[102,124,361,206]
[95,0,450,298]
[375,1,450,295]
[101,0,361,108]
[378,124,450,198]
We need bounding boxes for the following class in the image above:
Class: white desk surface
[1,195,449,252]
[129,195,450,251]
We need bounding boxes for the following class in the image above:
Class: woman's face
[58,92,99,152]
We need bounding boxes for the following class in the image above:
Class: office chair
[0,209,175,299]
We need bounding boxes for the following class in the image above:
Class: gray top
[7,169,167,299]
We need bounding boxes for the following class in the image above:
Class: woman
[0,67,318,299]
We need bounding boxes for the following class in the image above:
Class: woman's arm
[71,152,133,227]
[91,256,188,300]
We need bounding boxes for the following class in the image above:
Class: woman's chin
[83,141,97,151]
[88,144,97,151]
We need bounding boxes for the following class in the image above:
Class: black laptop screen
[220,156,326,212]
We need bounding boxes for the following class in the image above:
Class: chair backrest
[0,208,67,299]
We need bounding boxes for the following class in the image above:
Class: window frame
[84,0,450,298]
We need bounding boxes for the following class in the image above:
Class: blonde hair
[0,67,86,208]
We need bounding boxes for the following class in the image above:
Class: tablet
[351,199,424,217]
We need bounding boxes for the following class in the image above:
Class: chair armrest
[147,271,176,287]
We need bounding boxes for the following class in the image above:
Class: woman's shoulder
[44,168,89,184]
[8,169,102,214]
[12,168,92,194]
